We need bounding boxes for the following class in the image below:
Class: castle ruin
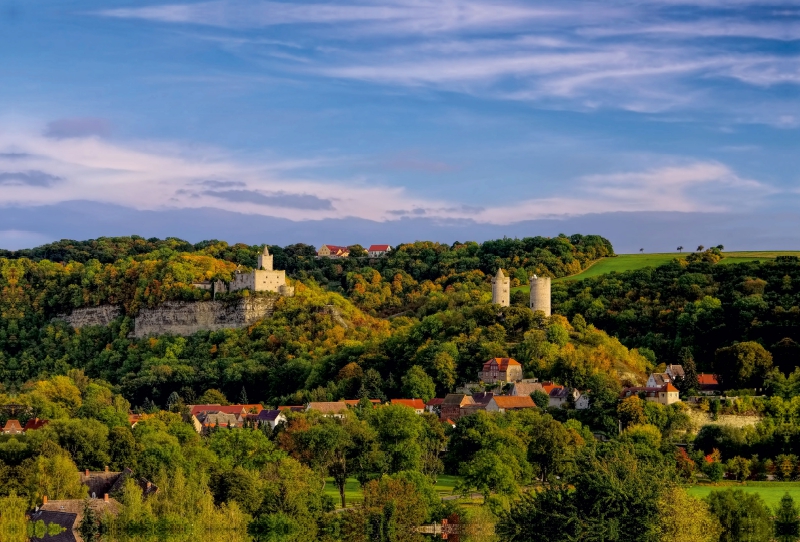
[219,246,295,297]
[490,269,551,316]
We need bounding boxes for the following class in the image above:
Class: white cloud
[0,124,776,225]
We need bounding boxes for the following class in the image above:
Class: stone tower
[529,274,551,316]
[258,246,273,271]
[491,268,510,307]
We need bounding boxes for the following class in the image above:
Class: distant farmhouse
[317,245,351,258]
[317,244,393,258]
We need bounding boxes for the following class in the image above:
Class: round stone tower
[258,246,273,271]
[529,274,551,316]
[491,268,510,307]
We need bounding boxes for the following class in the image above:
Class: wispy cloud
[0,123,778,224]
[44,117,112,139]
[96,0,800,116]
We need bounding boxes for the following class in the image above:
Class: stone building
[480,357,523,384]
[529,274,551,316]
[491,269,510,307]
[221,246,294,297]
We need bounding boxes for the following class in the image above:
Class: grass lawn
[687,482,800,508]
[324,475,462,508]
[512,251,800,294]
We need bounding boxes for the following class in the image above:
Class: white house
[575,393,591,410]
[367,244,392,258]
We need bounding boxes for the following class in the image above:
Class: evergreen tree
[239,386,248,404]
[677,348,699,395]
[78,500,99,541]
[775,492,800,542]
[166,391,181,411]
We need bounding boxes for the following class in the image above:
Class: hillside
[0,234,645,409]
[513,250,800,292]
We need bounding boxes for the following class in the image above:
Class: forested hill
[0,234,612,317]
[554,252,800,376]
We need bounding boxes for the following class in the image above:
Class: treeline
[555,253,800,374]
[0,233,612,318]
[3,371,797,542]
[0,278,650,411]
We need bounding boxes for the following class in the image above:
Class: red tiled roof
[391,399,426,410]
[541,381,563,394]
[3,419,22,432]
[368,245,391,251]
[698,374,719,386]
[491,396,536,409]
[23,418,48,431]
[482,357,521,371]
[189,404,263,416]
[426,398,445,406]
[665,383,679,392]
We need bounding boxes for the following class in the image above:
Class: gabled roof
[482,357,521,371]
[698,374,719,386]
[492,396,536,409]
[510,382,544,395]
[426,398,445,406]
[649,373,669,386]
[549,387,569,399]
[252,409,284,422]
[665,383,679,392]
[471,392,495,405]
[3,419,22,432]
[442,394,474,406]
[541,381,563,394]
[368,244,391,251]
[307,401,349,414]
[391,399,426,410]
[24,417,48,431]
[665,364,685,378]
[189,404,263,417]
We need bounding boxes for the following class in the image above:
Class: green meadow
[687,482,800,508]
[324,475,461,508]
[512,251,800,293]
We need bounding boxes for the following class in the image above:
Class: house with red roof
[188,404,264,417]
[486,395,537,413]
[367,244,392,258]
[2,419,22,435]
[390,399,426,414]
[480,357,523,384]
[23,417,48,432]
[620,383,680,405]
[697,374,720,394]
[317,245,350,258]
[425,397,444,415]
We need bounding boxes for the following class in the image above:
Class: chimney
[43,496,48,505]
[104,494,109,503]
[85,469,89,476]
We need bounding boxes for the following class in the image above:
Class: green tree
[198,388,230,405]
[617,396,646,429]
[650,486,721,542]
[78,500,99,541]
[706,489,773,542]
[775,492,800,542]
[531,390,550,409]
[714,342,773,389]
[676,348,699,394]
[400,366,436,402]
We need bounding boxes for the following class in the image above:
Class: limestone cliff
[58,305,123,328]
[132,297,276,338]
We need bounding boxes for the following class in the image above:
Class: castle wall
[132,297,276,338]
[58,305,122,328]
[529,276,551,316]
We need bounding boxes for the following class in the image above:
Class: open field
[687,482,800,508]
[512,251,800,293]
[324,475,461,508]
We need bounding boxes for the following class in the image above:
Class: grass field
[687,482,800,508]
[324,475,461,508]
[511,251,800,293]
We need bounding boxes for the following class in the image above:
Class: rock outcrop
[58,305,122,328]
[132,297,276,338]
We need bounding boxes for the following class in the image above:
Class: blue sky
[1,0,798,252]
